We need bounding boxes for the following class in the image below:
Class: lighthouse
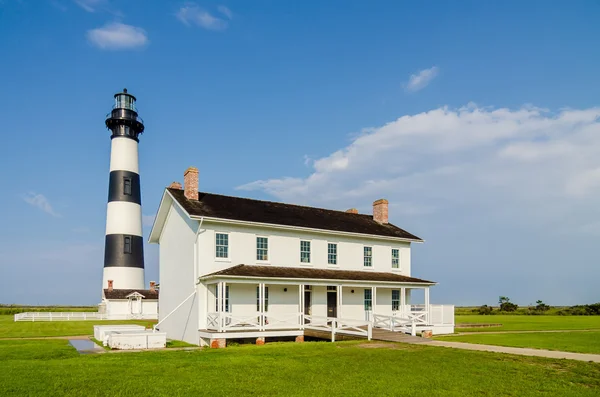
[102,89,145,290]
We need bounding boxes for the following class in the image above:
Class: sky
[1,0,599,306]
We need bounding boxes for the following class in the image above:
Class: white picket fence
[14,312,158,322]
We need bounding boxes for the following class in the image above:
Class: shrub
[498,296,518,312]
[477,305,493,315]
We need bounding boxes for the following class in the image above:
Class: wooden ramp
[371,328,432,344]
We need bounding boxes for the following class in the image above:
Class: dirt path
[425,340,600,363]
[444,328,600,336]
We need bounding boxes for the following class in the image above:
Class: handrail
[153,290,196,331]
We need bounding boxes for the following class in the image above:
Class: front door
[327,289,337,318]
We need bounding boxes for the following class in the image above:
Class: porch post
[258,282,263,330]
[372,286,377,319]
[223,281,227,314]
[217,281,222,332]
[400,287,406,317]
[337,285,343,318]
[424,286,430,324]
[261,282,266,331]
[298,284,303,327]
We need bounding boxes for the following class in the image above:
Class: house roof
[166,188,422,241]
[103,289,159,300]
[202,264,435,284]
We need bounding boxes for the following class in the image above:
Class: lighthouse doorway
[128,294,143,317]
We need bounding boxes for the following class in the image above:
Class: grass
[0,315,156,338]
[437,331,600,355]
[0,305,97,315]
[0,339,598,396]
[166,339,197,348]
[455,315,600,332]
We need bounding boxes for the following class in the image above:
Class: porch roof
[201,264,435,284]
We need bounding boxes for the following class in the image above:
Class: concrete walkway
[423,340,600,363]
[448,328,600,336]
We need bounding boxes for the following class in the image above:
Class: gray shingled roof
[168,188,422,241]
[202,264,435,284]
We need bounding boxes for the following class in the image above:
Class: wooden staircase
[371,328,432,344]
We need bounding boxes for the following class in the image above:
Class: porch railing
[304,315,372,342]
[206,312,302,332]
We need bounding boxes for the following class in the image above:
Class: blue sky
[1,0,599,306]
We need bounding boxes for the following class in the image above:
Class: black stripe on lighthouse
[108,170,141,204]
[104,234,145,268]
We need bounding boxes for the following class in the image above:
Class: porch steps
[371,329,432,344]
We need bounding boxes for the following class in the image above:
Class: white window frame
[256,235,270,263]
[391,248,400,270]
[364,289,372,311]
[327,242,338,266]
[392,290,400,311]
[364,246,373,268]
[300,240,311,264]
[215,232,230,261]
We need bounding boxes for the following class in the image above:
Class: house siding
[157,204,199,344]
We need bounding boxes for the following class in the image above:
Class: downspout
[193,217,204,286]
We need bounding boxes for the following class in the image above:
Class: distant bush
[477,305,494,315]
[556,303,600,316]
[0,305,97,315]
[498,296,518,312]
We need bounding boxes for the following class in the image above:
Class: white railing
[14,312,158,322]
[304,315,372,342]
[206,312,302,332]
[373,314,415,334]
[429,304,454,325]
[14,312,107,322]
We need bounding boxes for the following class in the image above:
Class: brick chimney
[169,181,182,189]
[107,280,113,292]
[184,167,199,200]
[149,281,156,292]
[346,208,358,214]
[373,199,388,224]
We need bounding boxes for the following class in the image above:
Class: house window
[256,286,269,312]
[364,289,372,311]
[392,249,400,269]
[327,243,337,265]
[364,246,372,267]
[215,285,230,312]
[300,240,311,263]
[256,237,268,261]
[392,290,400,311]
[215,233,229,258]
[123,236,132,254]
[123,177,132,196]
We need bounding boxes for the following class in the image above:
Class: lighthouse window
[123,177,132,196]
[124,236,132,254]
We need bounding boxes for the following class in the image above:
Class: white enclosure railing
[14,312,158,322]
[304,315,372,342]
[14,312,107,322]
[372,314,415,335]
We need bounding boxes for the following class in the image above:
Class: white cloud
[404,66,439,92]
[73,0,105,12]
[22,193,61,217]
[176,3,229,30]
[238,104,600,230]
[217,5,232,19]
[87,23,148,50]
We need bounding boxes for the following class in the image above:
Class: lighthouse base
[102,267,145,290]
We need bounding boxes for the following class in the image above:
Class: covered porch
[198,265,454,343]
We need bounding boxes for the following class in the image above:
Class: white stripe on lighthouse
[103,267,145,290]
[109,137,139,173]
[105,202,143,236]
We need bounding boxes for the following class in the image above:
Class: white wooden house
[98,281,159,320]
[149,167,454,346]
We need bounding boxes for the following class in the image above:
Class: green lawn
[0,315,156,338]
[455,315,600,332]
[437,331,600,355]
[0,339,598,396]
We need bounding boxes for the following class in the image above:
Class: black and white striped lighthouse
[102,89,145,290]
